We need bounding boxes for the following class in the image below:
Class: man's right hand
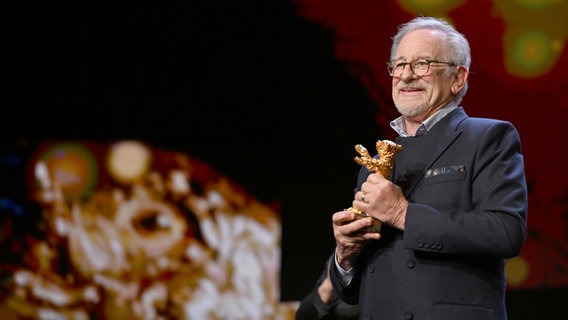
[332,209,381,270]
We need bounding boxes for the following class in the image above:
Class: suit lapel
[396,108,468,197]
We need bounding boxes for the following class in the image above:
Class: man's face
[391,29,456,120]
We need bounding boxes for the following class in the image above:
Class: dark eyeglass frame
[386,59,456,78]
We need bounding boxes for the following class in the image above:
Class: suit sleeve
[296,257,359,319]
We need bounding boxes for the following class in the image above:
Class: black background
[5,0,381,301]
[4,1,281,199]
[281,0,385,301]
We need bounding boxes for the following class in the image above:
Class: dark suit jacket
[330,107,528,320]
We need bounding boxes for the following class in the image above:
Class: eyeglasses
[387,59,456,78]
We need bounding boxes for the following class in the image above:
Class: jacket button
[436,243,443,250]
[407,260,415,268]
[369,265,375,273]
[404,311,414,319]
[418,242,424,248]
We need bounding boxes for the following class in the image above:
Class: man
[329,16,528,320]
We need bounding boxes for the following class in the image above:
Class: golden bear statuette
[349,139,402,233]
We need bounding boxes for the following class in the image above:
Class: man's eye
[415,61,429,67]
[395,62,406,69]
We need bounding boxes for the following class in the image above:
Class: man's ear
[451,66,469,94]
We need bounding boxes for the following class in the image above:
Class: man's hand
[332,209,381,270]
[354,173,408,230]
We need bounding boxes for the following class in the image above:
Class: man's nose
[399,64,417,81]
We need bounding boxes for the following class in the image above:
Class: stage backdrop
[289,0,568,291]
[0,139,297,319]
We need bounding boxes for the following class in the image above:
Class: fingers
[332,211,381,268]
[362,173,387,195]
[332,210,374,235]
[352,192,368,216]
[352,190,367,204]
[365,172,385,184]
[359,173,386,203]
[332,209,355,225]
[363,231,382,241]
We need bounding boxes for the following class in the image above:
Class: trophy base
[350,208,382,233]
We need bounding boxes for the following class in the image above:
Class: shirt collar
[390,102,458,137]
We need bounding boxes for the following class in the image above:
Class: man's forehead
[395,30,445,58]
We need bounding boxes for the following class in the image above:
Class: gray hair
[390,16,471,104]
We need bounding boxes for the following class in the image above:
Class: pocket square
[425,165,466,178]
